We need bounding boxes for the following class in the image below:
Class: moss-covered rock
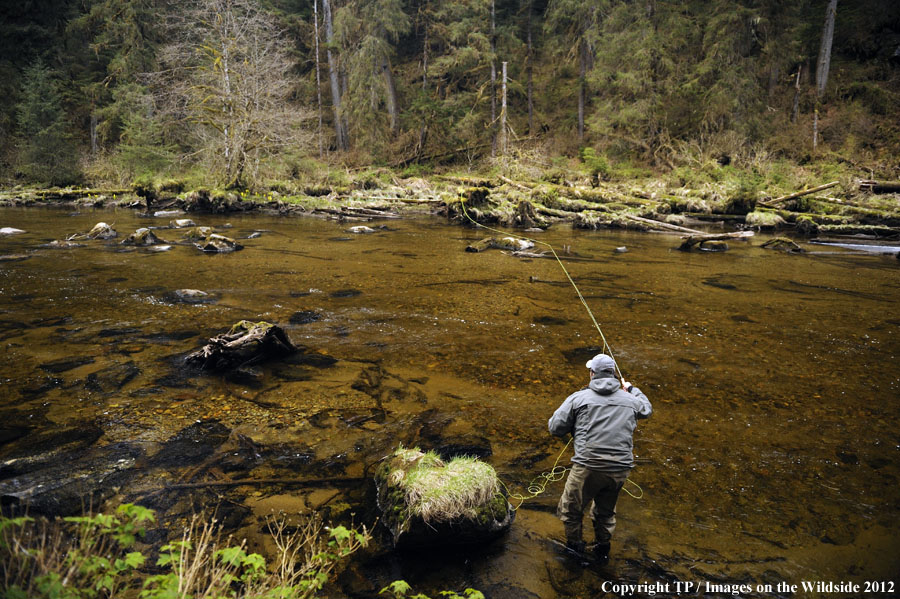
[122,228,165,246]
[374,446,514,548]
[181,226,213,241]
[745,211,786,229]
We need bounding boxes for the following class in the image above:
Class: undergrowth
[0,504,369,599]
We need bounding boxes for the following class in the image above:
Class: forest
[1,0,899,191]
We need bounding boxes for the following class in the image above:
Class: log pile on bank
[1,175,898,242]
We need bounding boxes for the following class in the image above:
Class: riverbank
[2,171,899,241]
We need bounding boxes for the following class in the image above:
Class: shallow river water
[1,206,898,598]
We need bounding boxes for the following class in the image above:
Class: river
[1,206,898,597]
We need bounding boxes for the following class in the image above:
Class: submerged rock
[122,227,165,246]
[698,240,729,252]
[289,310,322,325]
[84,361,140,393]
[0,442,142,516]
[0,227,25,235]
[0,422,103,478]
[347,225,376,234]
[375,446,514,549]
[170,218,196,228]
[167,288,214,304]
[147,420,230,468]
[194,233,243,253]
[43,240,85,248]
[38,356,95,374]
[185,320,296,371]
[0,254,31,263]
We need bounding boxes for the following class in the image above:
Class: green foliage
[102,84,175,177]
[2,0,899,179]
[1,505,369,599]
[380,580,485,599]
[15,61,81,186]
[580,147,610,181]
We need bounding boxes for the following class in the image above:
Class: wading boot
[565,540,586,556]
[592,542,611,565]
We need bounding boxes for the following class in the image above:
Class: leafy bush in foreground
[0,504,369,599]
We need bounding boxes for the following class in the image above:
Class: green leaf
[380,580,413,597]
[329,525,352,543]
[241,552,266,572]
[215,545,246,567]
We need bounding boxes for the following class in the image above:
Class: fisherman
[548,353,652,562]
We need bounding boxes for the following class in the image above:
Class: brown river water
[0,206,898,598]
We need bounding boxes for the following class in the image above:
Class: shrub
[0,504,369,599]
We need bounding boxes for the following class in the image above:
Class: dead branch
[679,231,754,250]
[769,181,839,205]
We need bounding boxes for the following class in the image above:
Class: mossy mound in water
[375,446,513,549]
[122,228,165,245]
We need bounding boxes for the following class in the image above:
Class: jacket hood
[589,376,621,395]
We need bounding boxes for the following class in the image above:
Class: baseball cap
[585,353,616,372]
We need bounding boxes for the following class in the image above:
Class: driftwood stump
[185,321,297,371]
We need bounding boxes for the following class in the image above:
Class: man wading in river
[548,353,652,562]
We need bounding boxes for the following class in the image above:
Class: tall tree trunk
[490,0,497,157]
[313,0,324,156]
[382,57,400,133]
[322,0,348,150]
[577,37,587,141]
[815,0,838,99]
[90,113,98,154]
[419,14,428,156]
[500,61,508,154]
[526,0,533,135]
[790,64,801,124]
[814,0,837,150]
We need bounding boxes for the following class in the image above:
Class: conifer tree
[335,0,410,150]
[15,61,80,185]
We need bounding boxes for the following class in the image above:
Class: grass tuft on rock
[378,447,505,525]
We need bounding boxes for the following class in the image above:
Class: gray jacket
[548,375,652,472]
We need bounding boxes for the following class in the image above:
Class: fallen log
[768,181,839,205]
[859,180,900,194]
[499,175,534,191]
[624,214,705,235]
[679,231,754,251]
